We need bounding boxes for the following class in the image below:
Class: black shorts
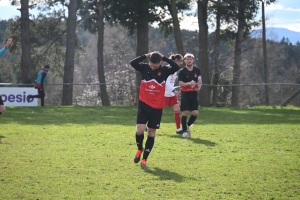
[180,91,199,111]
[137,100,163,129]
[38,89,45,98]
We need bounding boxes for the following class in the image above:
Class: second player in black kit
[178,53,202,138]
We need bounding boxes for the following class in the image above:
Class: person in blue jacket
[27,65,50,106]
[0,38,13,57]
[0,38,13,114]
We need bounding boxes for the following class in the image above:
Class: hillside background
[252,27,300,44]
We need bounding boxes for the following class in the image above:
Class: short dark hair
[44,65,50,69]
[149,52,161,64]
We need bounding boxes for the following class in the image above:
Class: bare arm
[5,38,13,48]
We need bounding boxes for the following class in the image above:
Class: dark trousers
[32,89,45,106]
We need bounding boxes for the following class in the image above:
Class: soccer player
[164,54,184,134]
[130,51,180,167]
[27,65,50,106]
[178,53,202,138]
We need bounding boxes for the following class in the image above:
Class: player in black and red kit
[130,51,180,167]
[178,53,202,138]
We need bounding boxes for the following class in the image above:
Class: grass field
[1,106,299,199]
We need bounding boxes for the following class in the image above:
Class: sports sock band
[187,115,197,127]
[174,110,181,129]
[142,136,155,160]
[135,132,144,150]
[181,116,187,131]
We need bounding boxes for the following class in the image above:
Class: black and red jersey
[130,55,180,109]
[178,66,201,92]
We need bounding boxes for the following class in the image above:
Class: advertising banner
[0,87,38,106]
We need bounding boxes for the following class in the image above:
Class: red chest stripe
[181,85,197,92]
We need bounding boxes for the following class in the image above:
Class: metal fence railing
[1,83,299,107]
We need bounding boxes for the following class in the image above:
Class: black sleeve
[178,69,184,82]
[198,68,201,76]
[130,55,147,72]
[41,72,47,88]
[162,56,180,74]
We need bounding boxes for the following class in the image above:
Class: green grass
[1,106,299,199]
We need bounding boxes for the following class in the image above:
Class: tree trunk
[197,0,210,107]
[262,1,270,106]
[212,0,221,106]
[97,0,110,106]
[62,0,77,105]
[20,0,32,84]
[170,0,184,56]
[135,9,149,104]
[231,0,245,107]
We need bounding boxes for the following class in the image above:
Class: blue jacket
[0,46,7,57]
[35,69,48,89]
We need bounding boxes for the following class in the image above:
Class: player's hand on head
[157,52,164,58]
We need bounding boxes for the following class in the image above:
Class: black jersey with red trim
[178,66,201,92]
[130,55,180,109]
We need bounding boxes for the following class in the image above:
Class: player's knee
[174,108,180,113]
[136,125,146,134]
[192,110,199,116]
[136,128,144,134]
[173,105,180,112]
[181,111,188,116]
[147,129,156,137]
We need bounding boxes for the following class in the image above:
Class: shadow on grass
[162,107,300,125]
[3,106,137,126]
[2,106,300,126]
[141,167,185,182]
[0,135,5,143]
[169,135,217,146]
[188,138,217,146]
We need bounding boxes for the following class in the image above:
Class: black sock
[142,136,155,161]
[188,115,197,126]
[135,132,144,150]
[181,116,187,131]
